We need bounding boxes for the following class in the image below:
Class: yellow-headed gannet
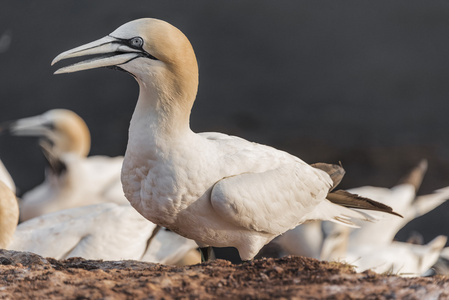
[0,180,19,249]
[51,18,400,261]
[0,158,15,194]
[6,109,129,221]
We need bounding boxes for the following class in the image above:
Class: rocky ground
[0,250,448,299]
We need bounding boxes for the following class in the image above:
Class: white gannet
[266,160,449,261]
[340,160,429,248]
[0,158,15,194]
[336,160,449,252]
[270,221,323,259]
[322,225,447,276]
[427,247,449,276]
[10,203,199,264]
[51,18,400,261]
[0,177,198,264]
[0,180,19,249]
[315,161,449,276]
[6,109,129,221]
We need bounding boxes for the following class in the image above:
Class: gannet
[333,160,449,252]
[0,178,198,264]
[267,160,449,260]
[340,160,429,248]
[426,247,449,276]
[322,223,447,276]
[0,159,15,194]
[0,180,19,249]
[51,18,399,261]
[11,203,199,264]
[316,185,449,276]
[6,109,129,221]
[268,221,323,259]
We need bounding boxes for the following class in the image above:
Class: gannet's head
[8,109,91,157]
[52,18,198,99]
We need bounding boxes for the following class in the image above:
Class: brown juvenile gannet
[52,18,400,261]
[6,109,129,221]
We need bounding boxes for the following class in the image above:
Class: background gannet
[427,247,449,276]
[338,159,429,248]
[264,161,449,275]
[323,227,447,276]
[0,180,19,249]
[263,160,449,275]
[51,18,401,261]
[0,176,198,264]
[10,203,199,264]
[5,109,128,221]
[0,158,15,194]
[261,160,428,259]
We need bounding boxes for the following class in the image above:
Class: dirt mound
[0,249,448,299]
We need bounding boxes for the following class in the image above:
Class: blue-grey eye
[129,37,143,48]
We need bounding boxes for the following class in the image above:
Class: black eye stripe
[108,35,159,61]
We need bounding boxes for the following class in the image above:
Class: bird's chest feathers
[122,137,210,225]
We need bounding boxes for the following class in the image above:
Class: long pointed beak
[52,35,140,74]
[6,115,52,137]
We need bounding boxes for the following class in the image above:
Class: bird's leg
[199,246,215,262]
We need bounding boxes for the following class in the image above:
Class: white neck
[125,78,196,167]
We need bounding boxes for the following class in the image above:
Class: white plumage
[8,109,128,221]
[325,228,447,276]
[52,18,398,260]
[0,159,15,194]
[272,160,449,276]
[11,203,198,264]
[0,175,198,264]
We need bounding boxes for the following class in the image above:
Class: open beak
[51,35,141,74]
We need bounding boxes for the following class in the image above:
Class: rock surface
[0,250,448,299]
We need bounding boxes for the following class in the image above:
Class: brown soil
[0,250,448,299]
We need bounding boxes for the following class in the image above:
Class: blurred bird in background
[265,160,449,276]
[0,150,200,265]
[2,109,128,221]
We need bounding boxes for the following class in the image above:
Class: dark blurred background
[0,1,448,246]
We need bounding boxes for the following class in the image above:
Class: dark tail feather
[327,190,403,218]
[311,162,345,192]
[313,161,402,217]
